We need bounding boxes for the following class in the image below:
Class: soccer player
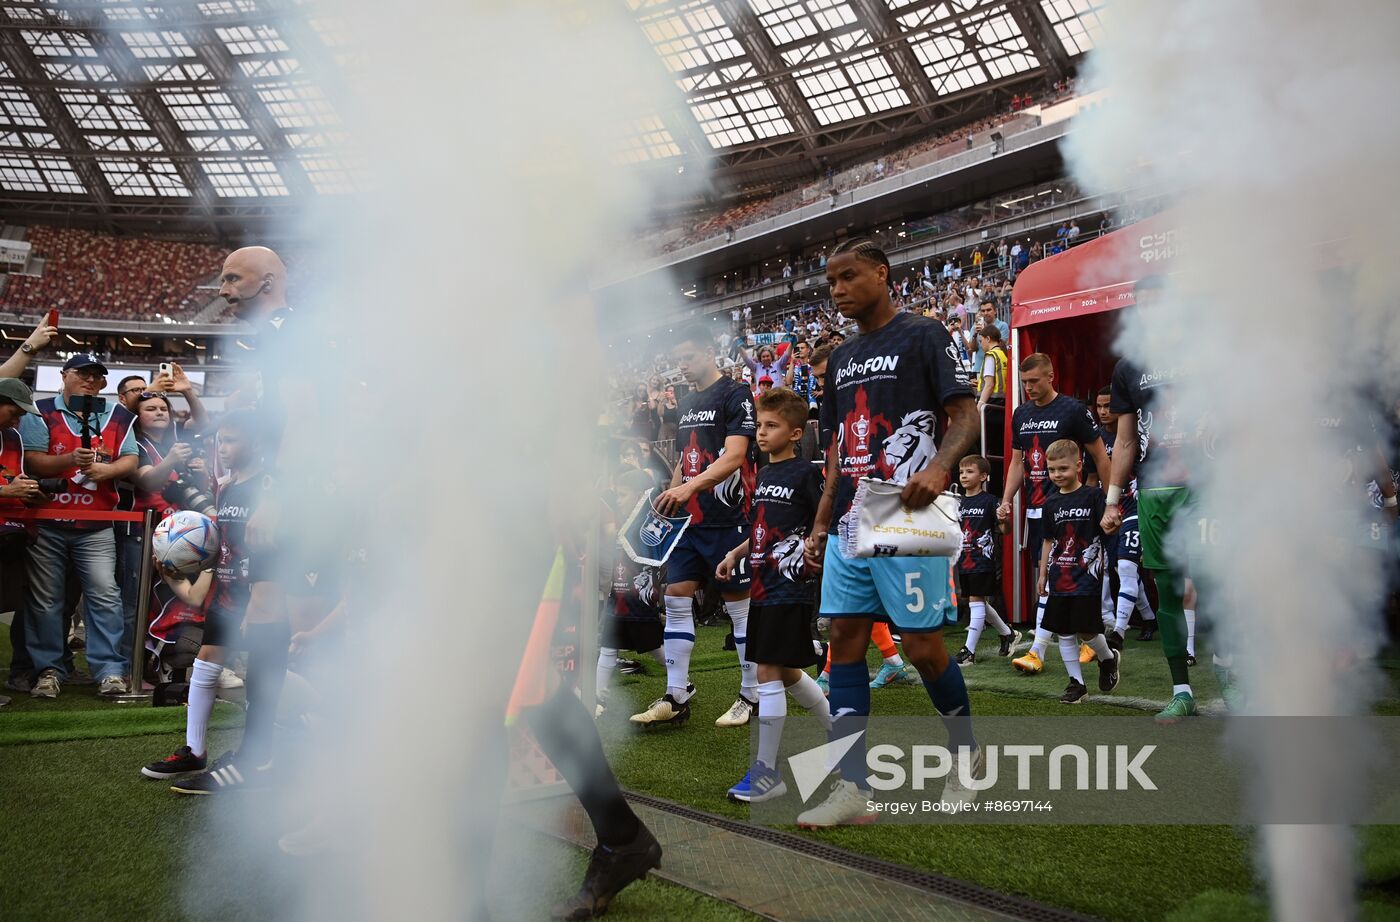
[954,455,1020,664]
[796,238,981,827]
[596,470,668,719]
[1037,440,1121,704]
[1102,275,1201,723]
[1087,385,1157,657]
[140,411,268,788]
[716,387,832,802]
[997,353,1110,676]
[631,327,758,729]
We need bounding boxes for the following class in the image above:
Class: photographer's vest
[37,397,135,529]
[132,435,178,522]
[0,428,31,538]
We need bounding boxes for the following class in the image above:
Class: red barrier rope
[5,508,149,523]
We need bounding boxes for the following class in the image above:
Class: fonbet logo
[835,355,899,385]
[1019,419,1060,432]
[787,735,1157,801]
[1055,507,1093,520]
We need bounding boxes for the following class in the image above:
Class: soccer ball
[153,510,219,578]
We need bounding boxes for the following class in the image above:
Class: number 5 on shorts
[905,572,924,613]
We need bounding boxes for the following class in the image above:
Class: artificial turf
[598,624,1400,922]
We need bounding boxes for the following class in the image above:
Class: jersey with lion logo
[748,457,823,605]
[817,311,973,535]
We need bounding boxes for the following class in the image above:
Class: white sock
[186,658,221,758]
[983,601,1011,636]
[966,601,988,651]
[596,647,619,695]
[1057,634,1084,684]
[756,679,787,768]
[1185,609,1196,656]
[1114,559,1142,635]
[1172,683,1193,697]
[1136,591,1156,622]
[663,596,696,701]
[1031,595,1051,658]
[883,652,904,667]
[646,646,665,665]
[725,598,757,698]
[1088,634,1114,661]
[786,672,833,729]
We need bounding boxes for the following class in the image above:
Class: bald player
[171,246,343,794]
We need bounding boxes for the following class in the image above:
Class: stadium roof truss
[626,0,1104,178]
[0,0,355,235]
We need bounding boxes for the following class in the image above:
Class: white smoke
[1064,1,1400,918]
[181,3,696,919]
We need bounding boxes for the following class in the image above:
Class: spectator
[1099,214,1113,235]
[997,240,1008,270]
[116,375,148,412]
[946,317,973,374]
[149,363,210,432]
[658,385,680,443]
[629,384,657,441]
[971,298,1011,382]
[971,245,983,271]
[741,343,788,384]
[782,261,792,279]
[757,376,774,395]
[976,324,1009,410]
[1068,220,1081,242]
[21,353,140,699]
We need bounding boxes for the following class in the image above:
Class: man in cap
[21,352,139,699]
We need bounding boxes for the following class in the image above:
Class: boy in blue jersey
[797,239,982,827]
[1036,440,1121,705]
[632,327,758,730]
[716,388,832,803]
[954,455,1019,664]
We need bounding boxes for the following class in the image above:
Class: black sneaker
[955,647,975,665]
[617,658,644,675]
[170,753,270,795]
[1107,629,1124,653]
[1097,649,1121,693]
[1186,654,1197,667]
[996,629,1022,657]
[550,824,662,920]
[1136,625,1156,641]
[1059,679,1088,705]
[141,745,207,780]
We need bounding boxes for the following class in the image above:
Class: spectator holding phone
[0,379,47,705]
[149,362,210,432]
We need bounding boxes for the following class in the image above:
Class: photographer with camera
[20,353,139,699]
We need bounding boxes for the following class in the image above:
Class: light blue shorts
[820,539,956,633]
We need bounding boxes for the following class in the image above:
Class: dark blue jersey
[1095,425,1138,514]
[1109,358,1204,490]
[748,458,823,605]
[209,473,273,616]
[675,376,756,528]
[957,492,999,574]
[1011,394,1100,510]
[1043,485,1107,597]
[818,312,973,532]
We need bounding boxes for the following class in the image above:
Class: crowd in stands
[651,79,1078,256]
[1,226,225,322]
